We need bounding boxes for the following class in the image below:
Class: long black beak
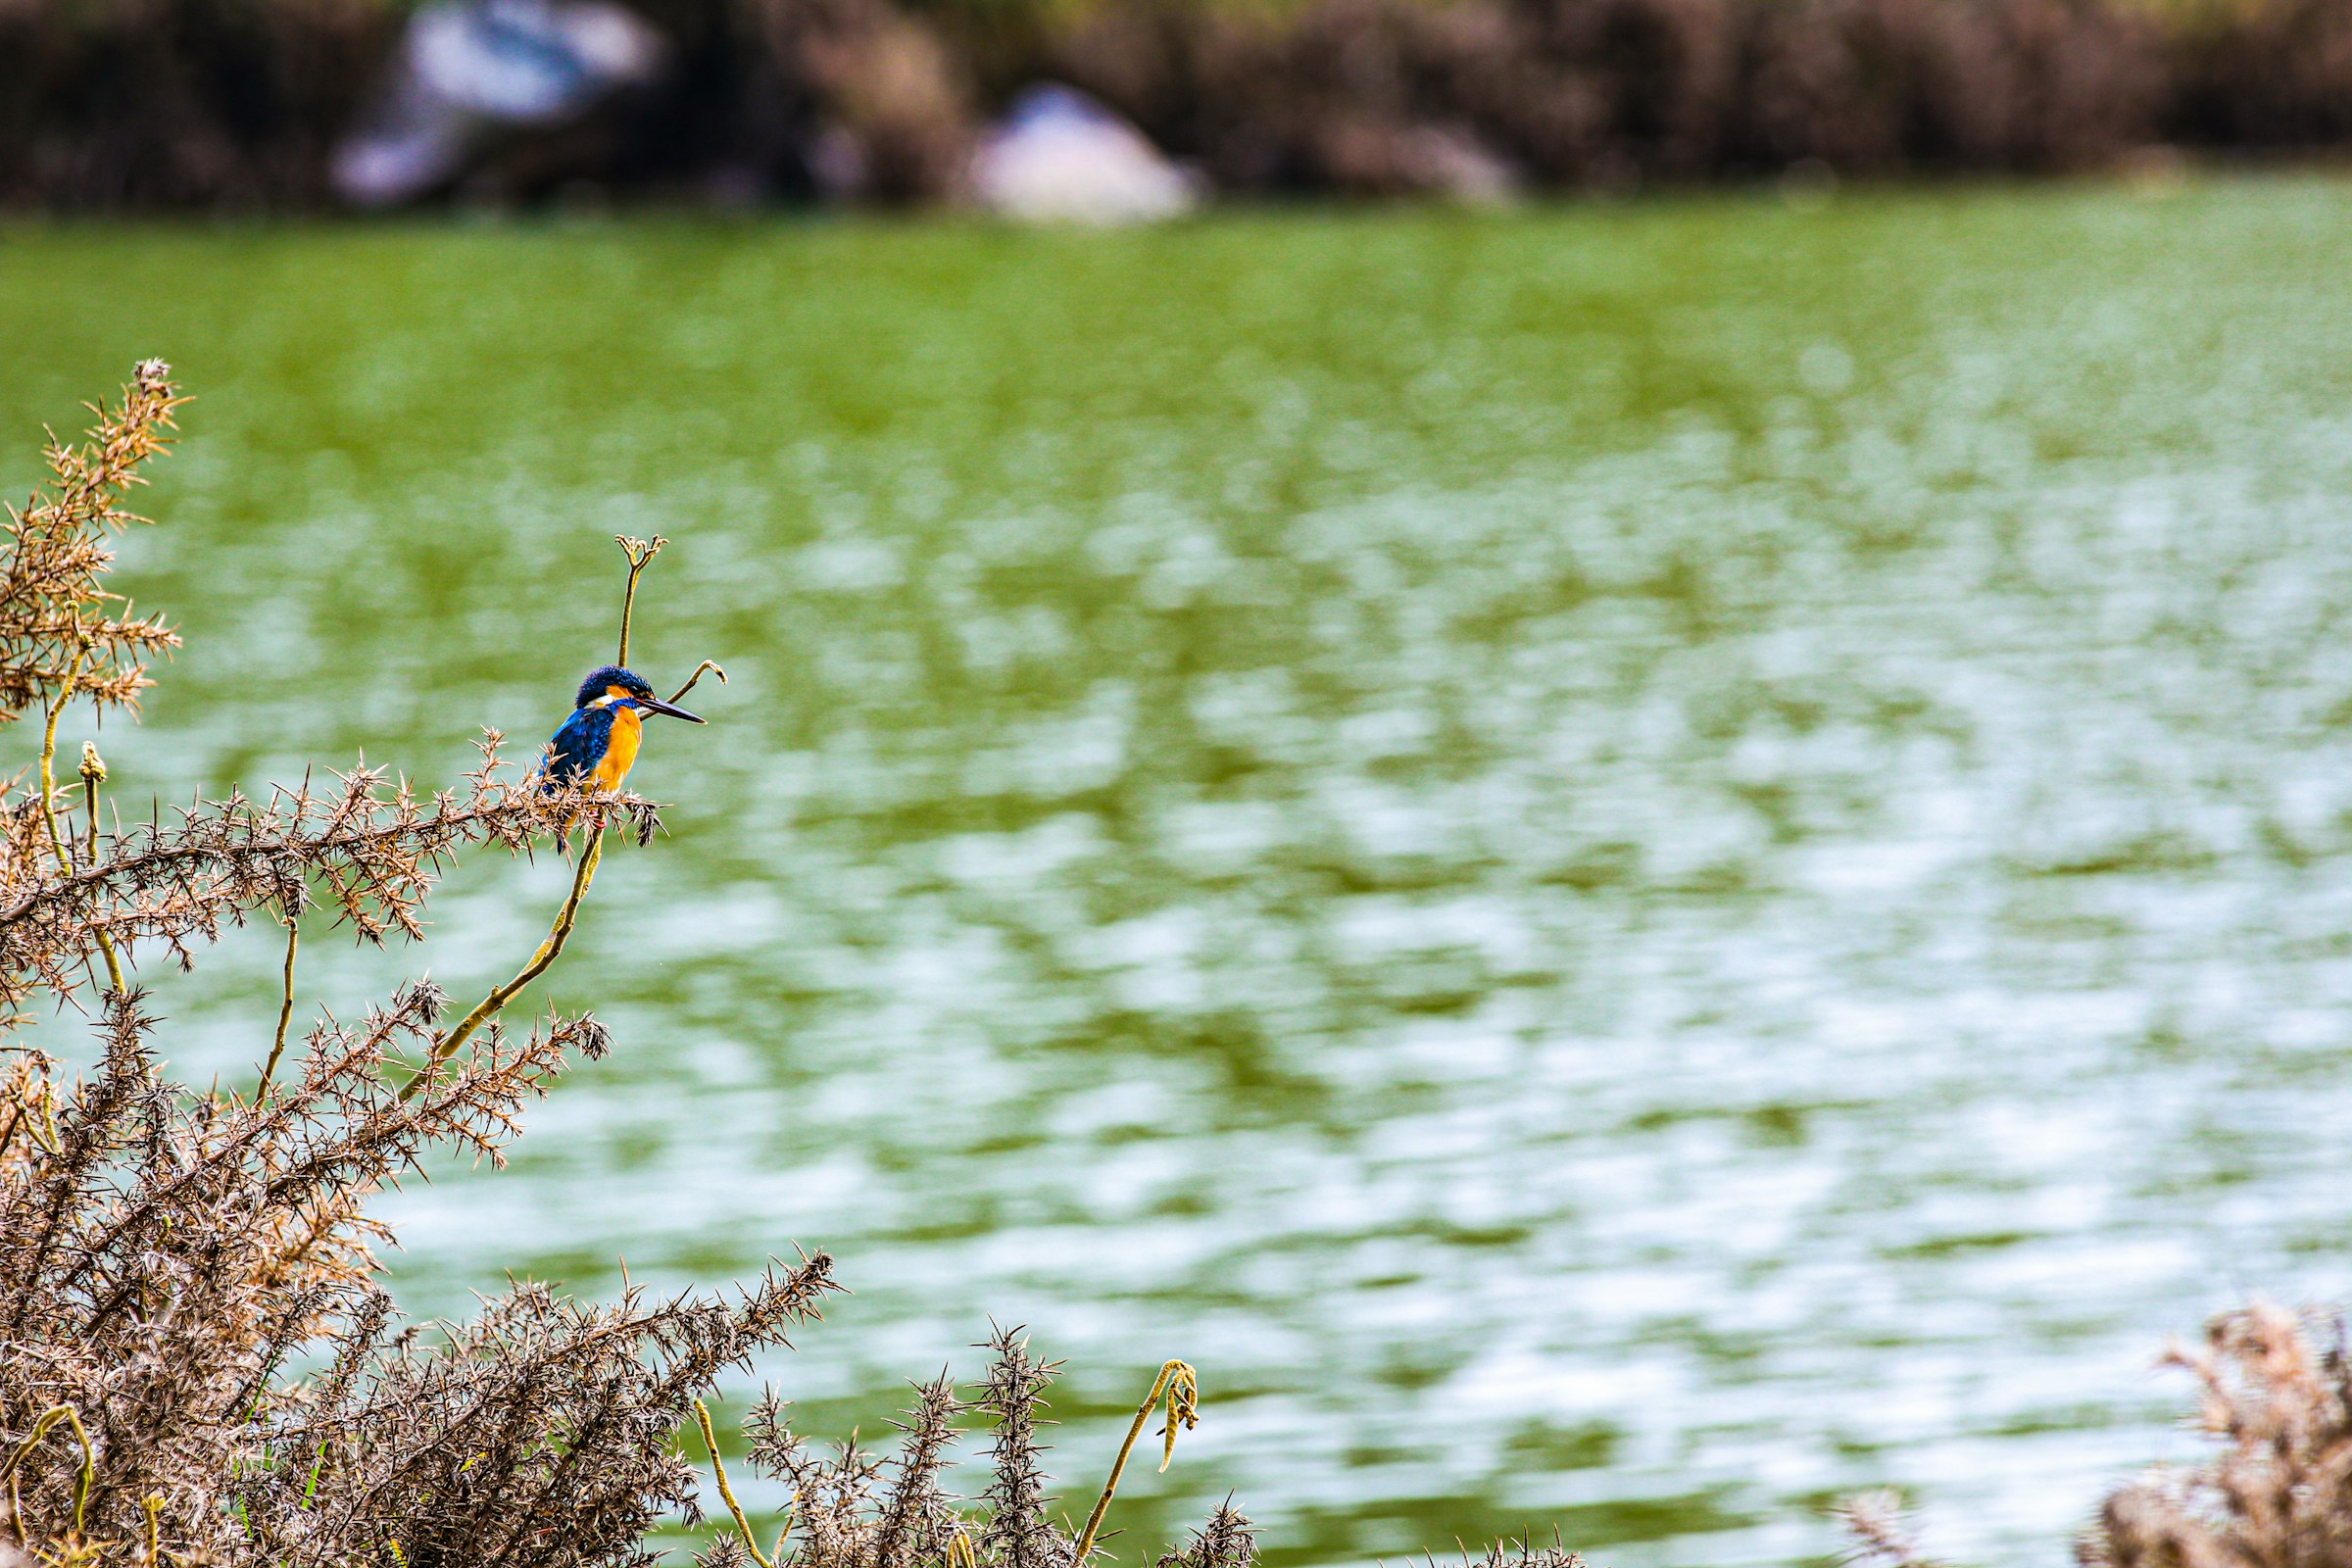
[639,696,706,723]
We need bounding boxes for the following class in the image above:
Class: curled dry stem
[697,1399,776,1568]
[669,661,727,706]
[1073,1360,1200,1566]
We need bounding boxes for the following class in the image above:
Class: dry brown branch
[1837,1491,1938,1568]
[0,739,658,1006]
[2082,1300,2352,1568]
[0,361,182,723]
[671,660,729,705]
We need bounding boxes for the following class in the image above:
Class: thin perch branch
[401,533,684,1102]
[399,828,602,1102]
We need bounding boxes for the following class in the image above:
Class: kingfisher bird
[543,664,706,791]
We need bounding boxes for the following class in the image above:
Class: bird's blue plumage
[544,704,616,785]
[537,663,699,794]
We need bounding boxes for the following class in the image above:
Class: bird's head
[573,663,706,724]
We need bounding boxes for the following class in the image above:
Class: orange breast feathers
[593,702,644,789]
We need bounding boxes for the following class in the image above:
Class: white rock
[972,85,1198,226]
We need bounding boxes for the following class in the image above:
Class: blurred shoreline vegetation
[4,0,2352,210]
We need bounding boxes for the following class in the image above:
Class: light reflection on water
[5,181,2352,1567]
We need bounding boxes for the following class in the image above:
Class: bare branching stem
[260,910,299,1093]
[1073,1361,1201,1567]
[695,1399,776,1568]
[613,534,666,666]
[400,829,603,1102]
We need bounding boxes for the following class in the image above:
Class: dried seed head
[698,1534,752,1568]
[1158,1361,1200,1472]
[406,979,450,1024]
[273,865,311,917]
[561,1011,613,1061]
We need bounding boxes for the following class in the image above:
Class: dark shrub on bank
[3,0,2352,207]
[0,0,392,208]
[1049,0,2167,195]
[1728,0,2164,174]
[2166,0,2352,149]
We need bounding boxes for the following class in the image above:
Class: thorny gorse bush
[0,364,1457,1568]
[0,362,836,1568]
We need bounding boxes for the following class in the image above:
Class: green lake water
[5,176,2352,1567]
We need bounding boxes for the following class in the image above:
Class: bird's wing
[545,707,613,783]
